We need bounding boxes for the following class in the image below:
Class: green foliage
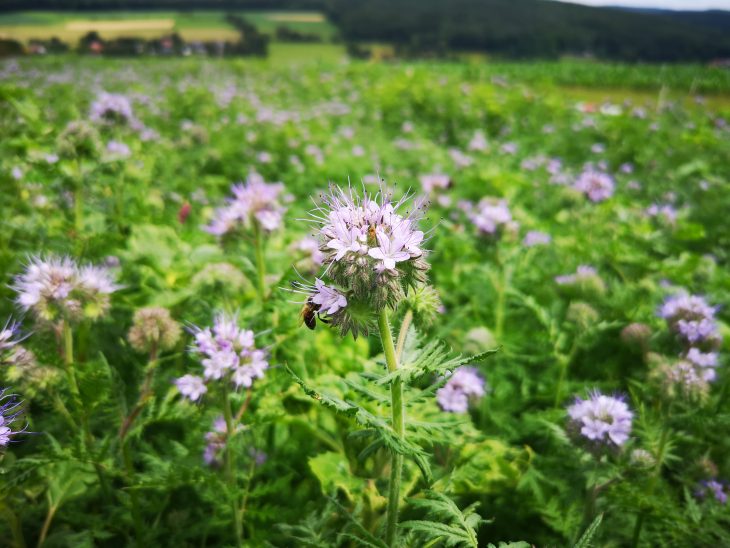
[400,490,489,547]
[1,55,729,547]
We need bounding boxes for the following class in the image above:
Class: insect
[368,224,377,242]
[300,300,330,330]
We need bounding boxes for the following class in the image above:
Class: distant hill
[2,0,730,62]
[327,0,730,61]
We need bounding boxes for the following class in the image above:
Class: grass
[0,10,337,44]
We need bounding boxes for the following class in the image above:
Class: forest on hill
[2,0,730,61]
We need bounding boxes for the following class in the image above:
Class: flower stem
[378,308,404,547]
[222,389,243,547]
[395,310,413,362]
[253,221,267,302]
[631,422,671,547]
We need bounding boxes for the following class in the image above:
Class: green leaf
[573,513,603,548]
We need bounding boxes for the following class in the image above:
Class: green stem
[74,157,84,242]
[378,308,404,547]
[553,338,579,408]
[631,423,670,547]
[62,322,81,409]
[631,512,645,548]
[222,389,243,547]
[553,355,570,408]
[395,310,413,362]
[62,322,112,499]
[122,440,144,543]
[253,221,267,302]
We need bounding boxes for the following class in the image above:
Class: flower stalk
[379,308,405,547]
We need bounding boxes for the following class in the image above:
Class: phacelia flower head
[175,375,207,402]
[205,172,286,236]
[128,307,182,354]
[567,390,633,448]
[12,256,120,324]
[659,293,721,347]
[436,366,486,413]
[300,183,430,330]
[465,198,515,237]
[523,230,551,247]
[0,388,27,448]
[696,479,728,504]
[573,168,615,202]
[419,174,452,195]
[89,91,134,125]
[0,317,34,368]
[180,312,268,397]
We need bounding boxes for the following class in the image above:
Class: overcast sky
[554,0,730,10]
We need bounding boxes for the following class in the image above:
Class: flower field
[1,56,729,547]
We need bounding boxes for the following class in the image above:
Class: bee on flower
[292,183,430,337]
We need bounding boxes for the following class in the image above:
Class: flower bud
[128,307,182,354]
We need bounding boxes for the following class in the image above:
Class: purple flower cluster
[659,293,721,347]
[205,173,286,236]
[555,265,600,286]
[315,186,425,273]
[464,198,515,236]
[419,174,452,195]
[436,367,486,413]
[89,92,135,125]
[295,183,430,336]
[176,313,268,401]
[0,388,26,448]
[645,203,678,224]
[0,318,33,368]
[696,479,727,504]
[523,230,551,247]
[13,256,119,323]
[573,168,615,202]
[567,391,633,447]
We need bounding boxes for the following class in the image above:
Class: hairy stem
[632,421,671,547]
[222,389,243,547]
[395,310,413,362]
[379,308,404,547]
[253,221,267,302]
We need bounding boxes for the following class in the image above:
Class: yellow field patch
[266,13,325,23]
[65,19,175,32]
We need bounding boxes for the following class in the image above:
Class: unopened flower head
[573,168,615,202]
[0,388,27,448]
[57,120,100,159]
[300,183,430,329]
[183,312,268,392]
[555,265,606,295]
[89,91,134,125]
[436,366,486,413]
[567,391,633,448]
[128,307,182,354]
[205,173,286,236]
[12,255,120,324]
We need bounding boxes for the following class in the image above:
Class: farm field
[0,10,336,43]
[1,56,729,547]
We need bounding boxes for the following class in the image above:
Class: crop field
[0,10,337,43]
[0,56,729,547]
